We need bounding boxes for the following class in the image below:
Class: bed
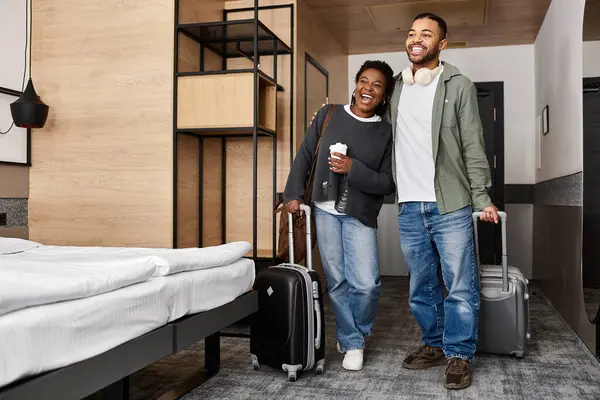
[0,238,259,400]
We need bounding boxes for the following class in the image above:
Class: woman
[283,60,395,371]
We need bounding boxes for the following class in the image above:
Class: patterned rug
[130,277,600,400]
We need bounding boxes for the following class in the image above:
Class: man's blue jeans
[313,207,381,352]
[398,202,480,360]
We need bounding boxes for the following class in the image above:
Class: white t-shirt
[314,104,381,215]
[395,66,443,203]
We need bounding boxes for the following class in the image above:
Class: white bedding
[0,256,157,317]
[0,257,255,388]
[0,238,251,314]
[3,239,251,277]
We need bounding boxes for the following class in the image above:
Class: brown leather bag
[275,105,335,263]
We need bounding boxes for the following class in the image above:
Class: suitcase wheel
[315,359,325,375]
[251,354,260,371]
[282,364,301,382]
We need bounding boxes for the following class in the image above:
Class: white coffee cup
[329,142,348,159]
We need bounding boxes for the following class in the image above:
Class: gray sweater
[283,104,395,228]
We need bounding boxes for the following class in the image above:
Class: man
[387,13,499,390]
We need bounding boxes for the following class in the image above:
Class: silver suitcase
[473,211,530,358]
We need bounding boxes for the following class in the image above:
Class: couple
[283,12,499,390]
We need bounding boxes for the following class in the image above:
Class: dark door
[474,83,505,265]
[582,78,600,323]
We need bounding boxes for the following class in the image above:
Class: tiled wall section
[0,198,28,227]
[535,172,583,206]
[532,171,590,352]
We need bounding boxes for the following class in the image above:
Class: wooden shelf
[176,72,277,132]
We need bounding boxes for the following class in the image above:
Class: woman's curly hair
[350,60,395,117]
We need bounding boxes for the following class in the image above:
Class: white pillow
[0,237,42,255]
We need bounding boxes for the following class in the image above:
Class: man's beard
[407,48,439,66]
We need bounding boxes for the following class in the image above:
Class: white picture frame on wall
[0,91,30,165]
[0,0,30,165]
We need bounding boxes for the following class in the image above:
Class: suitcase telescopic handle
[472,211,508,292]
[286,204,313,271]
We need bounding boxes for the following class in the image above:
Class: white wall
[584,41,600,78]
[534,0,586,183]
[349,45,536,185]
[0,0,27,91]
[0,0,28,164]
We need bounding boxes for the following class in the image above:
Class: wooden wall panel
[29,0,176,247]
[296,0,348,150]
[226,0,293,47]
[0,165,29,198]
[0,227,28,239]
[202,139,223,247]
[177,134,200,248]
[29,0,226,248]
[179,0,225,24]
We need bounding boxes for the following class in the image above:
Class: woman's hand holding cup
[329,142,351,174]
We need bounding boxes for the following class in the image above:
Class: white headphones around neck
[401,65,442,86]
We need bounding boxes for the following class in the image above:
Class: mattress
[0,256,158,316]
[0,258,255,388]
[1,238,252,277]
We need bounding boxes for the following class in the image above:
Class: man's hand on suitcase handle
[480,204,500,224]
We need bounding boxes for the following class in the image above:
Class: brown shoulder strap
[274,105,335,215]
[304,104,335,203]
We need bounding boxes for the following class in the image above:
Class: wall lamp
[10,0,49,130]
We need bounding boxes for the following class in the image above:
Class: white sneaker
[342,349,364,371]
[336,342,344,353]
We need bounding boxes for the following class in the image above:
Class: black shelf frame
[177,18,292,60]
[172,1,294,266]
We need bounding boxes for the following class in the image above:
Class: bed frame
[0,290,258,400]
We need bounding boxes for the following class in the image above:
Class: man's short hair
[414,12,448,39]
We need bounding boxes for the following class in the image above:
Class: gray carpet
[130,277,600,400]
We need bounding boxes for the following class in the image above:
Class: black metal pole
[221,137,226,244]
[200,44,205,72]
[252,0,259,259]
[198,138,204,248]
[222,9,228,71]
[172,0,180,248]
[273,39,278,260]
[221,10,227,246]
[290,4,295,169]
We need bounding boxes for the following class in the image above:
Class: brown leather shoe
[402,345,446,370]
[444,357,472,390]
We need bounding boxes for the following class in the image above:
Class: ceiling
[302,0,553,54]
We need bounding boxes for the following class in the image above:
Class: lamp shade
[10,78,49,128]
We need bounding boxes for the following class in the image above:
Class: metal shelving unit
[172,1,294,268]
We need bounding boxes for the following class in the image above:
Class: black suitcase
[250,204,326,381]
